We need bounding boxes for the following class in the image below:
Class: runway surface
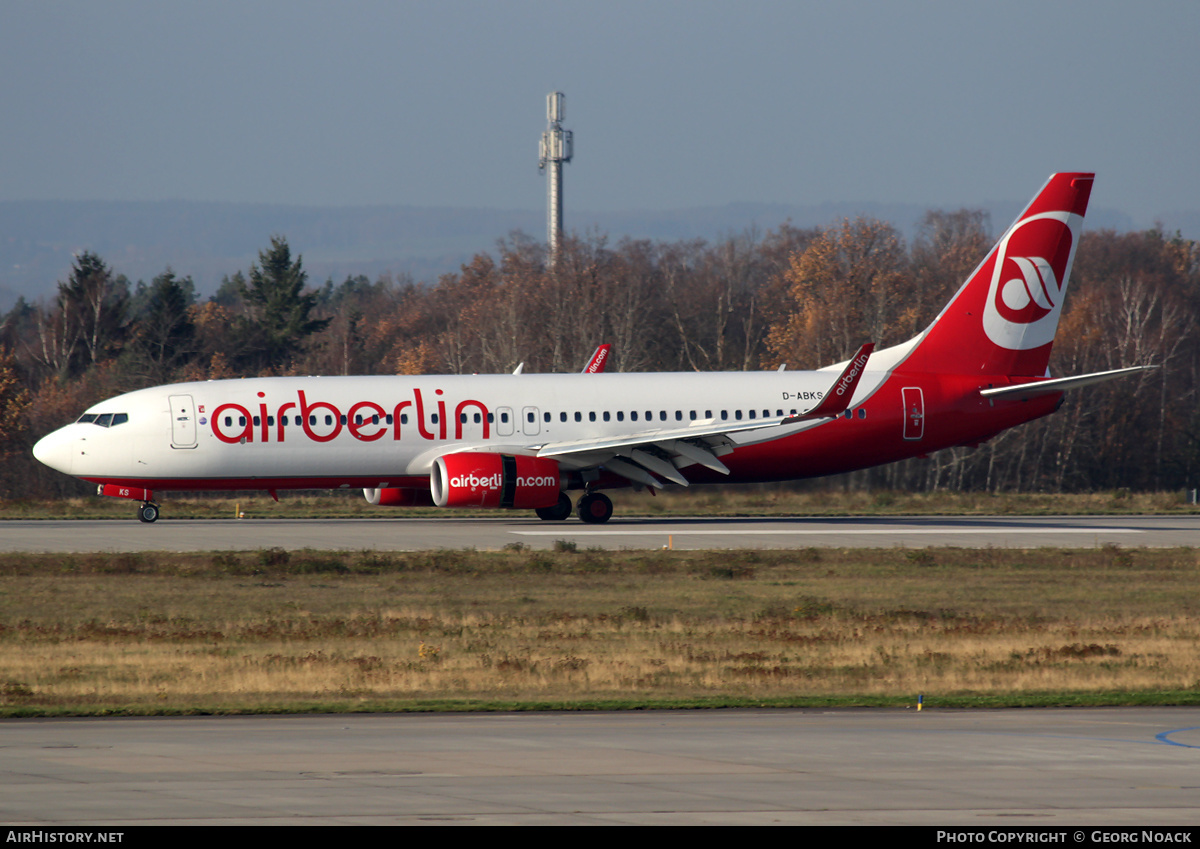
[3,708,1199,825]
[3,514,1199,552]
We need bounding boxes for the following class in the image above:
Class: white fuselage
[33,368,856,490]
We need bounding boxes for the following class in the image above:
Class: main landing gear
[137,502,159,523]
[535,491,573,521]
[534,491,614,524]
[576,492,613,524]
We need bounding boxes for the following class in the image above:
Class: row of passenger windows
[533,409,788,423]
[528,408,866,423]
[222,407,868,428]
[76,413,129,427]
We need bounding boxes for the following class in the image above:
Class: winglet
[789,343,874,421]
[582,344,611,373]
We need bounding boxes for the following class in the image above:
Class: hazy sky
[2,0,1197,228]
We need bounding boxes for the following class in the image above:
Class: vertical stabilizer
[907,173,1093,377]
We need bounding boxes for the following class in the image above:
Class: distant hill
[0,198,1182,311]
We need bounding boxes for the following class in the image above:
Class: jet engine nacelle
[363,488,435,507]
[431,453,562,509]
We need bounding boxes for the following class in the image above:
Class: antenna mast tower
[538,91,573,264]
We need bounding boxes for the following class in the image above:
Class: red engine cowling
[431,453,561,509]
[363,488,435,507]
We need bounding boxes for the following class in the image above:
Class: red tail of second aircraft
[904,172,1094,378]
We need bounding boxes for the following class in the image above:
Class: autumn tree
[765,217,911,369]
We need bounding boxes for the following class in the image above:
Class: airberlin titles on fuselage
[210,387,490,444]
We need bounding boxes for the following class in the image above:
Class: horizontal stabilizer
[979,365,1156,401]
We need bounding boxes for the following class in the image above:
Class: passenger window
[474,413,482,424]
[560,412,567,422]
[617,411,624,422]
[749,410,756,420]
[631,411,638,421]
[675,411,682,421]
[574,412,581,422]
[589,412,597,422]
[603,412,611,422]
[858,408,866,419]
[689,411,696,421]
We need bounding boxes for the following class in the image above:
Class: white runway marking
[513,527,1145,536]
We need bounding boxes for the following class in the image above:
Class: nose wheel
[137,502,159,523]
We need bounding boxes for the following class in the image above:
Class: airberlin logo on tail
[982,211,1082,351]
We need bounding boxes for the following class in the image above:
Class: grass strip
[2,546,1198,717]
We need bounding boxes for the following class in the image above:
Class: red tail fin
[582,344,611,374]
[906,173,1093,377]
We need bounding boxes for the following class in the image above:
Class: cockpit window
[76,413,128,428]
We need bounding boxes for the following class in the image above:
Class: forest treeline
[1,210,1198,499]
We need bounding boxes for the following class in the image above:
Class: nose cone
[32,427,76,475]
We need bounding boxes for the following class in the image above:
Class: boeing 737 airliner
[32,173,1150,523]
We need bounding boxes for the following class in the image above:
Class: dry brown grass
[1,546,1198,712]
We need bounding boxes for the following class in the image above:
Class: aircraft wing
[535,343,873,488]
